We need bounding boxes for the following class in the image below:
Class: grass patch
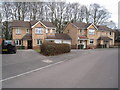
[35,49,41,53]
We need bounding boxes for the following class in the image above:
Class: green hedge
[40,42,71,56]
[17,46,25,49]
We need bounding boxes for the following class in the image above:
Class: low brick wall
[86,45,97,49]
[71,45,78,49]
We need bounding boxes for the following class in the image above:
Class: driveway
[2,49,88,79]
[2,48,118,88]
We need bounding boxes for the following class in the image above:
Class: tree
[89,3,111,25]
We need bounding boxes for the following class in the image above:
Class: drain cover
[42,59,53,63]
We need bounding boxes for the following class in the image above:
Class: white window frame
[90,39,94,44]
[46,29,48,33]
[50,29,52,33]
[16,28,21,34]
[37,39,42,45]
[15,39,22,46]
[26,29,29,33]
[35,28,44,34]
[89,29,95,35]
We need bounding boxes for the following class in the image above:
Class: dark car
[2,40,17,54]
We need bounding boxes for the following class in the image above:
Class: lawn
[35,49,41,53]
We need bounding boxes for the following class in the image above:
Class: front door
[27,40,32,49]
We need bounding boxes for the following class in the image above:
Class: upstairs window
[46,29,48,33]
[89,29,95,35]
[35,28,44,34]
[16,28,21,34]
[50,29,52,33]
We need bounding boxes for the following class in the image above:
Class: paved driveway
[2,49,88,79]
[2,48,118,88]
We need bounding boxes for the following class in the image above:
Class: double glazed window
[15,39,22,46]
[35,28,44,34]
[89,29,95,35]
[37,39,42,45]
[90,39,94,44]
[16,28,21,34]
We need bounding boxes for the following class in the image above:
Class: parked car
[2,40,17,54]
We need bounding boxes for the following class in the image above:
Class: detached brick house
[11,20,71,49]
[64,22,115,49]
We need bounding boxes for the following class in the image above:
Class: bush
[17,46,25,49]
[40,42,71,56]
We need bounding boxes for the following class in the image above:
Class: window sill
[16,33,21,35]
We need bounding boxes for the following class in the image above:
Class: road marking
[42,59,53,63]
[0,60,65,82]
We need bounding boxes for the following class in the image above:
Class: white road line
[0,60,65,82]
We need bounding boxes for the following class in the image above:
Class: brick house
[64,22,115,49]
[11,20,71,49]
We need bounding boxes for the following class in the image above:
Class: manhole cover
[42,59,53,63]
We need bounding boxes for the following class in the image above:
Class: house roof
[96,25,113,32]
[46,33,72,40]
[11,20,55,29]
[97,36,112,41]
[22,34,32,40]
[11,20,31,29]
[72,22,90,29]
[71,22,114,32]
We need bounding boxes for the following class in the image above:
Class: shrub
[40,42,71,56]
[17,46,25,49]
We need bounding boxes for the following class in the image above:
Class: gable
[31,21,47,29]
[87,23,98,30]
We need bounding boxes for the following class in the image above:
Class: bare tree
[89,3,111,25]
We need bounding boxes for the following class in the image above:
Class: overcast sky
[66,0,119,28]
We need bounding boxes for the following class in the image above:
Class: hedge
[40,42,71,56]
[17,46,25,49]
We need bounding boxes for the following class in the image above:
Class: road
[2,49,118,88]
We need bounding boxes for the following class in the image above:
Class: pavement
[2,48,118,88]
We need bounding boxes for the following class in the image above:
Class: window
[26,29,29,33]
[80,40,82,43]
[106,32,108,36]
[67,30,69,33]
[15,39,22,46]
[53,29,56,33]
[35,28,44,34]
[37,39,42,45]
[80,30,82,34]
[46,29,48,33]
[110,32,112,36]
[16,28,21,34]
[90,39,94,44]
[50,29,52,33]
[89,29,95,35]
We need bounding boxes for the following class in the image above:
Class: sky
[66,0,119,28]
